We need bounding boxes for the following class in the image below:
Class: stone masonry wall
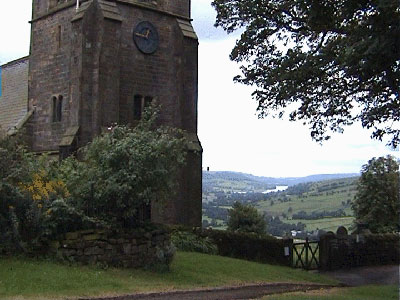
[29,5,78,152]
[50,227,172,268]
[319,232,400,271]
[27,0,202,227]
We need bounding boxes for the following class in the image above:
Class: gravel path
[320,264,399,287]
[77,283,336,300]
[76,265,399,300]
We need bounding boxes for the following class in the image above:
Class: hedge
[196,228,292,266]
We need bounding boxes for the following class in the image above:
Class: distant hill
[202,172,360,235]
[203,171,359,192]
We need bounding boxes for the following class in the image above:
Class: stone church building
[0,0,202,227]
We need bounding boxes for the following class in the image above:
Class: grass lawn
[0,252,337,299]
[260,285,399,300]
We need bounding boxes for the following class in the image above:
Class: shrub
[0,132,41,253]
[41,199,101,239]
[0,106,188,267]
[171,230,218,255]
[153,243,177,272]
[58,106,187,229]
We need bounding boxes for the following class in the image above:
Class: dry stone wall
[50,227,172,268]
[319,231,400,271]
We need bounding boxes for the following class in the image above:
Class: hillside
[202,172,360,235]
[256,176,358,216]
[256,176,358,234]
[203,171,359,193]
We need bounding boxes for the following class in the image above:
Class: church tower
[28,0,202,226]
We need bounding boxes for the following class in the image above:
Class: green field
[202,215,227,229]
[286,217,355,232]
[256,177,358,217]
[0,252,336,299]
[203,176,359,235]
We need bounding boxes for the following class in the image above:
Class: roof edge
[1,56,30,68]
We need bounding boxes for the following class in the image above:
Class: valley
[202,171,359,237]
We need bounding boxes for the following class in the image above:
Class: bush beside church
[0,108,184,269]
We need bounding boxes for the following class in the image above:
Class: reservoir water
[263,185,288,194]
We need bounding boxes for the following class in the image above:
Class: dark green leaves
[212,0,400,148]
[227,202,267,235]
[59,106,188,229]
[352,155,399,233]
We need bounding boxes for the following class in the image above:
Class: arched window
[133,94,143,120]
[52,95,63,122]
[57,25,62,49]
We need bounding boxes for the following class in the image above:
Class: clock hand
[135,31,148,39]
[145,29,150,38]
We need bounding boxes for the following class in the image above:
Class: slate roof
[177,18,198,40]
[0,57,29,133]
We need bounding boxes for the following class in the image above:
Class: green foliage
[352,155,399,233]
[42,199,100,239]
[58,106,187,229]
[0,106,188,255]
[152,244,177,272]
[212,0,400,148]
[0,132,92,253]
[0,131,42,253]
[201,229,291,266]
[227,202,267,234]
[171,231,218,255]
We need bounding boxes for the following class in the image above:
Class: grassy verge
[260,285,399,300]
[0,251,337,299]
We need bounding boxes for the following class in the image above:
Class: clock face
[133,21,159,54]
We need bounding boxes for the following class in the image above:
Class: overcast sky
[0,0,398,177]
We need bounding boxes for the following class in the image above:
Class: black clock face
[133,21,159,54]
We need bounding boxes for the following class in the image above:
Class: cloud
[0,1,31,63]
[197,36,399,177]
[192,0,242,41]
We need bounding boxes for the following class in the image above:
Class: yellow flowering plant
[19,170,70,206]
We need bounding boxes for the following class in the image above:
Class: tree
[227,202,267,234]
[352,155,399,233]
[212,0,400,148]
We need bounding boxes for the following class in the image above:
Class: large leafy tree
[352,155,399,233]
[212,0,400,148]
